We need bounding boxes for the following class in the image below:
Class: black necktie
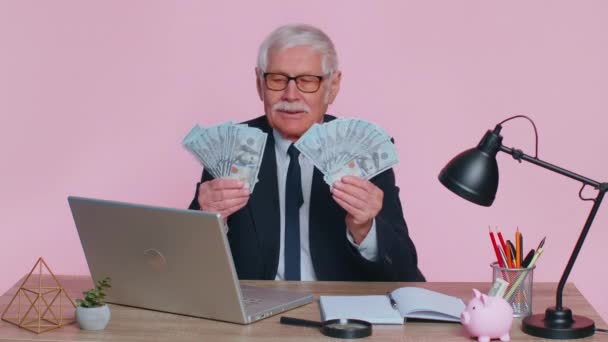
[285,144,303,280]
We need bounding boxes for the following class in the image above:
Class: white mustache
[272,101,311,113]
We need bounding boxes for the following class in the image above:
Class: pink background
[1,0,607,322]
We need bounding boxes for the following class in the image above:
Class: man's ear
[326,71,342,104]
[255,68,264,101]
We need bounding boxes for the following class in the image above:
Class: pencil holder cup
[490,262,535,317]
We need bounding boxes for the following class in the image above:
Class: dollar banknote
[488,278,509,298]
[324,139,399,185]
[182,122,267,192]
[295,118,399,186]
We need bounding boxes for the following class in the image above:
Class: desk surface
[1,275,606,341]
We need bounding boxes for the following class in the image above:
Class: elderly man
[189,24,424,282]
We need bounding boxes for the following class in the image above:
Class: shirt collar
[272,129,294,157]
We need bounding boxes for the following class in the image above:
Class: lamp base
[522,307,595,339]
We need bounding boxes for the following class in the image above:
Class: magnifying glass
[280,316,372,339]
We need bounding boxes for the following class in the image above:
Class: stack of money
[182,122,267,192]
[488,278,509,298]
[294,118,399,186]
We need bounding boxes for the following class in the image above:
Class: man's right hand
[197,179,250,219]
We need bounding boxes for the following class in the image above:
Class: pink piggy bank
[460,289,513,342]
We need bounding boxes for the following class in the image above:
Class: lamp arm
[499,145,601,188]
[552,190,606,309]
[499,144,607,310]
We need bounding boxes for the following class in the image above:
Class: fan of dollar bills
[182,122,267,192]
[294,118,399,185]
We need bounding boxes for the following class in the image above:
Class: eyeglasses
[263,72,326,93]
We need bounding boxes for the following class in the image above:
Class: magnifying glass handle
[280,316,323,328]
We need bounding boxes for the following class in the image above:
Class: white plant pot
[76,304,111,330]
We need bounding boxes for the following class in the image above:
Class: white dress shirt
[272,129,379,281]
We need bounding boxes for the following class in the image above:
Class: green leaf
[76,276,112,307]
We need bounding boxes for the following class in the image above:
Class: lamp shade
[438,129,503,207]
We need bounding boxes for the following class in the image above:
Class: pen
[489,227,505,268]
[387,292,398,309]
[496,228,508,257]
[521,237,545,268]
[522,249,535,268]
[506,240,516,267]
[519,230,524,267]
[505,242,514,268]
[497,244,509,270]
[526,247,544,269]
[515,228,521,268]
[536,236,546,250]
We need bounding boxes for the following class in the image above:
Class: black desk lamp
[438,115,607,339]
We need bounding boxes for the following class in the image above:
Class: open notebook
[320,287,465,324]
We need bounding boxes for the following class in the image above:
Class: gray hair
[257,24,339,75]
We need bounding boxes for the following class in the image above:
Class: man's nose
[281,79,300,101]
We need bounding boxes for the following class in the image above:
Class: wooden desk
[1,275,606,341]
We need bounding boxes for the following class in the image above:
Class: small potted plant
[75,277,112,330]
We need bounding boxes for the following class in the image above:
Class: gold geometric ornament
[1,257,76,333]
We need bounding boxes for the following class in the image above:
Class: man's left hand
[331,176,383,244]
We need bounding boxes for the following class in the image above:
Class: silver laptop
[68,196,313,324]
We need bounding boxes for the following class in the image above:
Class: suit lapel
[247,130,281,279]
[308,114,344,279]
[308,167,327,270]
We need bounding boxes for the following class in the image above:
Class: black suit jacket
[189,115,425,281]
